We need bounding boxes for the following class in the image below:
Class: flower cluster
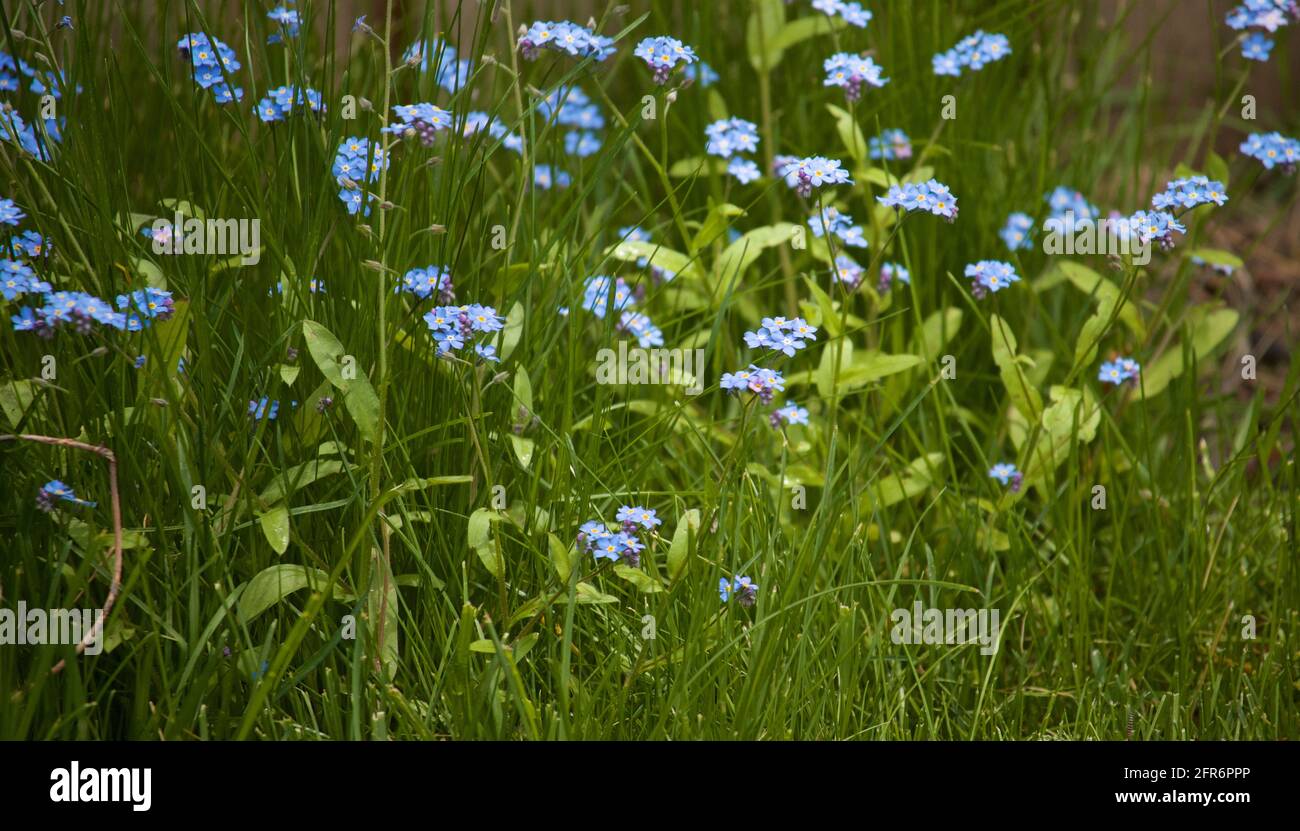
[463,111,524,154]
[267,7,302,43]
[1127,210,1185,249]
[518,21,615,62]
[988,463,1023,493]
[0,106,62,161]
[877,179,958,220]
[811,0,873,28]
[1098,357,1141,386]
[933,31,1011,76]
[683,62,719,86]
[578,505,661,567]
[832,255,865,290]
[879,262,910,293]
[402,39,474,93]
[1240,131,1299,172]
[1151,176,1228,211]
[744,316,819,357]
[706,118,759,162]
[1226,1,1296,62]
[1045,186,1099,233]
[869,129,912,161]
[533,165,571,190]
[383,102,453,146]
[176,32,242,103]
[720,365,786,403]
[633,36,698,84]
[999,212,1034,251]
[249,397,281,420]
[540,86,605,160]
[422,303,505,361]
[823,53,888,102]
[780,156,854,198]
[0,196,23,226]
[13,288,174,337]
[617,310,664,348]
[809,206,867,248]
[397,265,454,303]
[965,260,1020,298]
[9,229,49,259]
[581,275,637,319]
[257,85,324,122]
[332,137,388,215]
[2,258,50,300]
[719,574,759,606]
[771,403,810,429]
[37,480,96,513]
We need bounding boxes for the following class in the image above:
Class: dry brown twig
[0,433,123,674]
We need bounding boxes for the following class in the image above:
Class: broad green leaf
[716,223,797,283]
[1187,247,1243,270]
[802,274,842,336]
[468,508,504,579]
[549,533,577,583]
[237,564,333,623]
[0,378,37,428]
[668,155,730,178]
[870,453,944,508]
[279,364,300,386]
[1055,260,1143,338]
[816,338,854,398]
[840,352,922,387]
[606,239,704,280]
[258,458,348,503]
[745,0,786,71]
[826,103,868,165]
[498,301,525,362]
[667,509,700,582]
[301,320,381,443]
[1072,291,1117,371]
[691,202,745,254]
[1140,308,1239,399]
[615,565,665,593]
[258,504,290,555]
[990,314,1043,423]
[771,14,847,52]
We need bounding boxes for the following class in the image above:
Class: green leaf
[841,352,922,387]
[237,564,334,624]
[258,505,290,555]
[667,509,700,582]
[771,14,847,52]
[1140,308,1239,399]
[716,223,797,283]
[668,155,730,178]
[509,434,535,469]
[1072,291,1117,371]
[0,378,37,429]
[367,549,400,682]
[615,565,665,593]
[1187,247,1243,270]
[468,508,504,579]
[745,0,786,71]
[691,202,745,254]
[259,458,348,504]
[816,338,854,398]
[146,298,190,395]
[606,239,704,280]
[990,314,1043,423]
[301,320,382,443]
[1205,151,1230,187]
[160,198,207,219]
[1054,260,1144,338]
[802,274,842,337]
[498,301,525,362]
[826,103,868,166]
[279,364,300,386]
[871,453,944,508]
[548,533,576,583]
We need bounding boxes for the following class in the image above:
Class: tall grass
[0,0,1295,740]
